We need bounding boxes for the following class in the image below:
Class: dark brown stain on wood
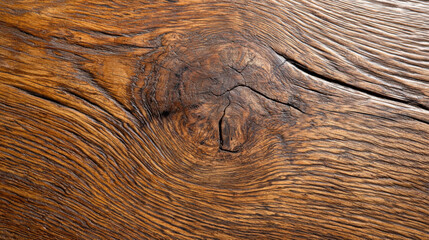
[0,0,428,239]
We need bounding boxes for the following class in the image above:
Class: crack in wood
[214,84,303,152]
[213,84,304,113]
[272,48,429,112]
[218,97,237,152]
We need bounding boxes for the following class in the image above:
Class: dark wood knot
[144,33,303,152]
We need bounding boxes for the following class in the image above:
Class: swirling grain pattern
[0,0,428,239]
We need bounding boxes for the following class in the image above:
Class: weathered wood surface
[1,0,428,239]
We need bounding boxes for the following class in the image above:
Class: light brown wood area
[1,0,428,239]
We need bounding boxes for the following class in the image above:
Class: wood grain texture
[1,0,428,239]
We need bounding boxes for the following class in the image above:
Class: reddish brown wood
[0,0,428,239]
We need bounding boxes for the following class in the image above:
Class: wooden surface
[1,0,428,239]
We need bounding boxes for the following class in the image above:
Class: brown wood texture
[1,0,428,239]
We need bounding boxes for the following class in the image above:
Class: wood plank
[1,0,428,239]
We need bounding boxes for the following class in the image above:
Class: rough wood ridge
[0,0,428,239]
